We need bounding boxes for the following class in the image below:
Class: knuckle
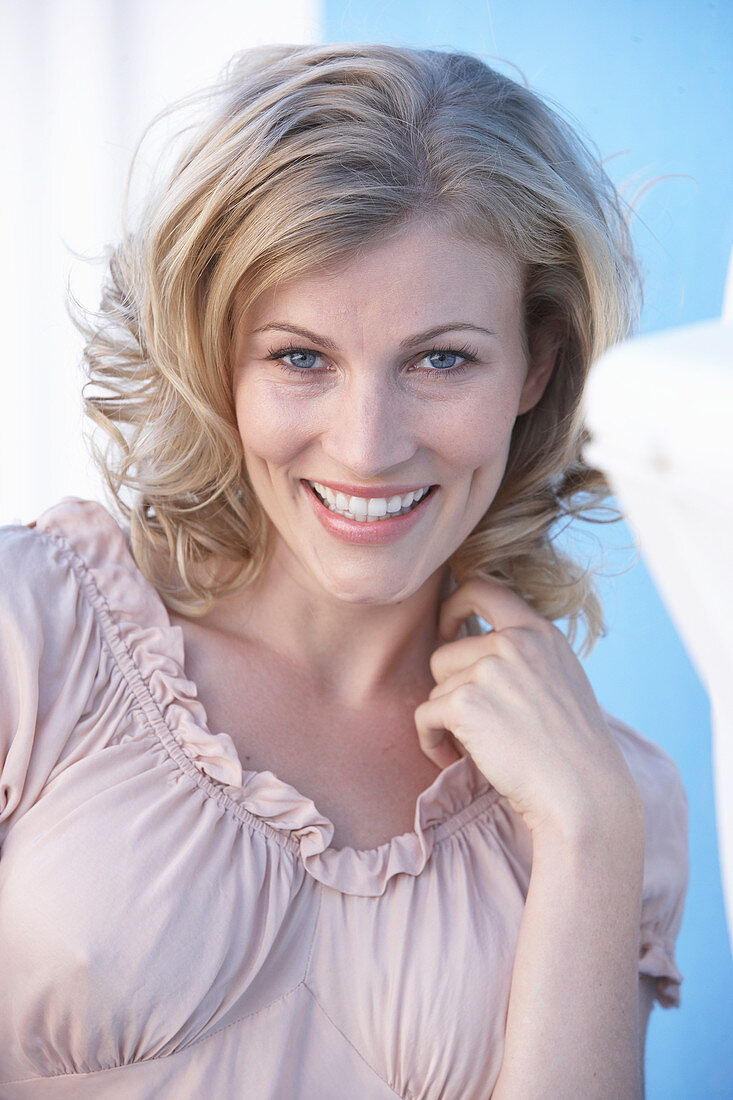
[549,621,571,650]
[539,617,560,639]
[475,654,495,679]
[453,682,478,711]
[492,628,522,659]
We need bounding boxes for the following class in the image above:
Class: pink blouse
[0,498,687,1098]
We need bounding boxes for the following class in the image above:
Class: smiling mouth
[307,481,434,522]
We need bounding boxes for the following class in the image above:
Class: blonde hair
[82,43,640,653]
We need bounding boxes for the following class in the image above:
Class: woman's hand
[414,578,643,841]
[417,580,646,1096]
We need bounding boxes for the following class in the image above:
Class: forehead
[243,220,524,339]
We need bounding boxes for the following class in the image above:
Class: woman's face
[232,219,553,606]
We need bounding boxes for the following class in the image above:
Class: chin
[316,567,428,607]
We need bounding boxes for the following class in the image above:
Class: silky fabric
[0,499,688,1099]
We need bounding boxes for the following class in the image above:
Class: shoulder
[0,496,164,657]
[0,496,158,620]
[602,709,688,829]
[30,495,131,568]
[602,709,688,881]
[0,496,127,587]
[0,501,130,831]
[0,502,91,637]
[0,497,129,666]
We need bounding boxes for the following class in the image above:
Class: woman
[0,44,687,1098]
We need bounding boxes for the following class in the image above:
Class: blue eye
[283,349,318,370]
[414,344,478,378]
[426,350,461,370]
[264,345,326,376]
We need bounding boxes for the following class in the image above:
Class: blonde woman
[0,44,687,1098]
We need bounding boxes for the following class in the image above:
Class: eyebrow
[249,321,497,350]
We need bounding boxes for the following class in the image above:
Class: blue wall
[323,3,733,1096]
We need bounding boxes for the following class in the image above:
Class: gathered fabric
[0,499,688,1098]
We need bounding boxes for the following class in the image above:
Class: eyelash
[264,342,478,380]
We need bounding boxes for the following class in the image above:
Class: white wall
[0,0,321,524]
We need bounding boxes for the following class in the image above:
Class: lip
[302,478,435,499]
[302,480,435,544]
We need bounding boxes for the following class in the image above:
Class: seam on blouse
[0,980,310,1086]
[303,883,324,984]
[302,979,408,1100]
[150,976,310,1059]
[34,529,300,857]
[143,882,324,1059]
[4,908,327,1087]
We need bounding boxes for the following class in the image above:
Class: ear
[517,328,559,415]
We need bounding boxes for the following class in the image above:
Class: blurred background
[1,1,731,1095]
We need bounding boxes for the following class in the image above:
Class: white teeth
[308,482,432,522]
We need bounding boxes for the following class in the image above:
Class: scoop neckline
[154,561,486,852]
[36,497,499,897]
[117,505,479,815]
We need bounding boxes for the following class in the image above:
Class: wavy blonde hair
[82,43,640,653]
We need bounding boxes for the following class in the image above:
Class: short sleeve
[604,711,689,1008]
[0,523,101,846]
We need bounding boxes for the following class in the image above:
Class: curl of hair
[81,43,641,655]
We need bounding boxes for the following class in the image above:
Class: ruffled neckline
[35,497,496,897]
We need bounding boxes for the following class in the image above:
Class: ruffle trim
[231,753,491,894]
[639,938,683,1008]
[36,497,245,791]
[34,497,494,896]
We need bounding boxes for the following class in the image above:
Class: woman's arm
[491,809,645,1098]
[638,975,657,1095]
[414,578,650,1097]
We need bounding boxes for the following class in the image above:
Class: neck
[205,541,454,704]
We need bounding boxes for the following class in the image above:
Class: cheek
[431,388,519,471]
[234,383,315,468]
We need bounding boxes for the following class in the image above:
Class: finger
[414,697,464,769]
[428,657,500,708]
[428,665,472,700]
[430,634,498,684]
[439,577,542,640]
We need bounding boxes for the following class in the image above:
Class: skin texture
[417,578,646,1097]
[232,220,553,615]
[202,218,650,1093]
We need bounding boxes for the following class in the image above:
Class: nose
[319,374,419,479]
